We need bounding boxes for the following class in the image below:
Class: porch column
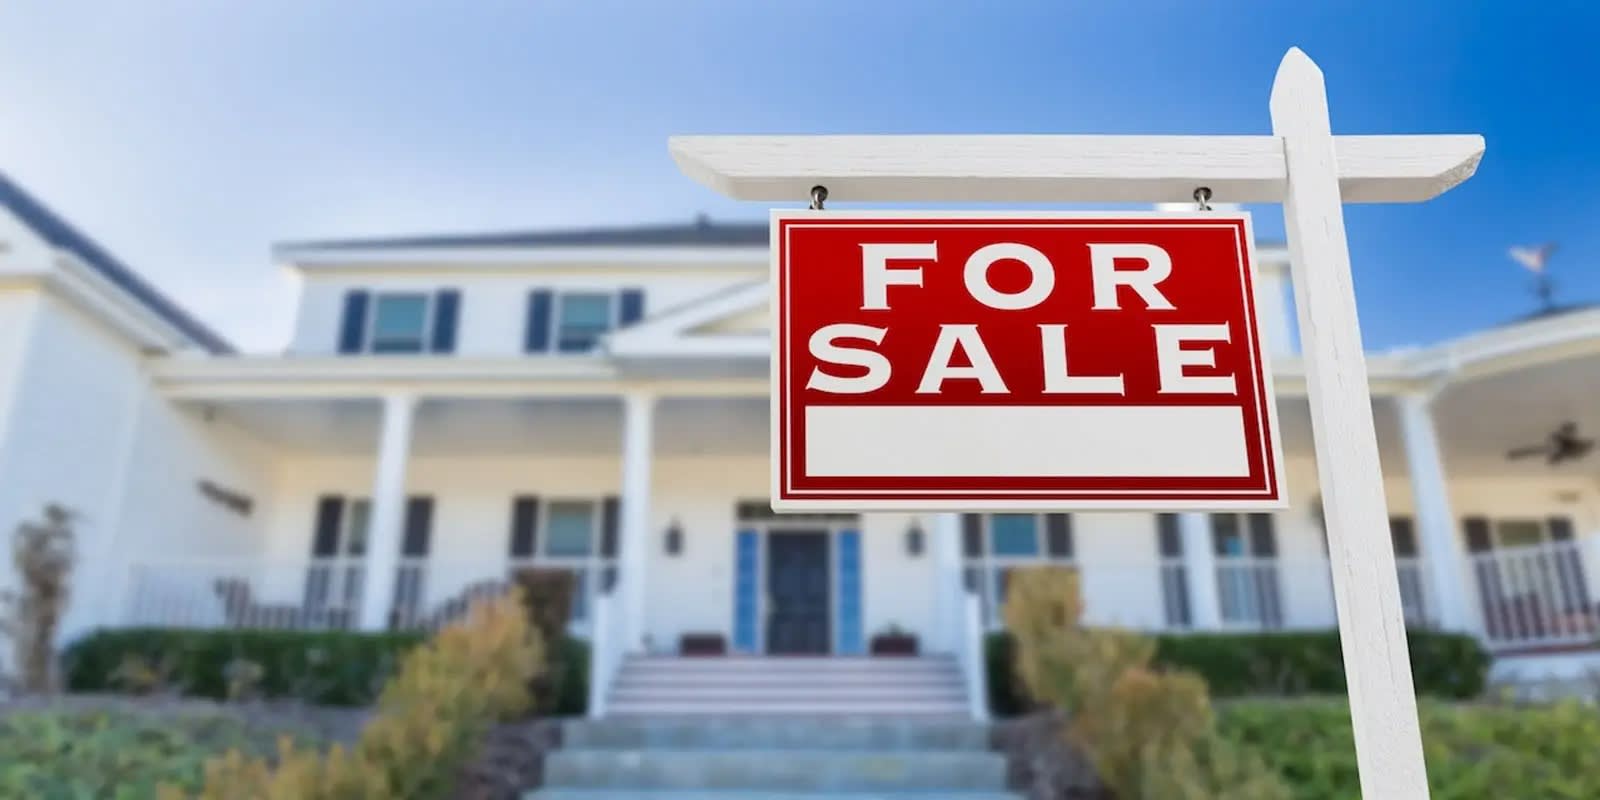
[1179,512,1223,629]
[618,392,654,651]
[359,393,416,631]
[932,513,964,652]
[1397,393,1473,631]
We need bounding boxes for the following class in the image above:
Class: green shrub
[64,627,593,714]
[1217,696,1600,800]
[180,592,542,800]
[0,709,311,797]
[986,628,1487,714]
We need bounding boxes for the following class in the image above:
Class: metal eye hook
[1194,186,1213,211]
[809,185,828,211]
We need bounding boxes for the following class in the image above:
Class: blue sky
[1,1,1595,352]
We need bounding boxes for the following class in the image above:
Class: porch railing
[122,558,527,633]
[1470,540,1599,651]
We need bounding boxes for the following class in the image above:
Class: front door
[766,531,831,654]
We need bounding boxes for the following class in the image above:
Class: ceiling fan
[1506,421,1595,465]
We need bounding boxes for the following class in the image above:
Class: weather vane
[1508,242,1558,312]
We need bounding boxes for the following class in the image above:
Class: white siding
[289,269,758,356]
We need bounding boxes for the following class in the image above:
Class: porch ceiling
[1432,351,1600,479]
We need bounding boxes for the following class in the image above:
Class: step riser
[563,720,989,751]
[544,751,1008,791]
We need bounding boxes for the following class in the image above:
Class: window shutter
[1045,513,1073,558]
[311,495,345,556]
[618,288,645,326]
[1247,513,1277,557]
[430,290,460,353]
[1548,516,1575,542]
[1462,517,1493,553]
[525,290,554,353]
[601,495,620,558]
[961,514,983,557]
[337,291,370,354]
[509,496,539,558]
[1389,516,1418,557]
[401,497,433,557]
[1156,513,1183,557]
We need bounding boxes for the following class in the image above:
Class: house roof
[277,215,768,253]
[0,173,233,354]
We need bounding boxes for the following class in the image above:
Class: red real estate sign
[770,211,1285,510]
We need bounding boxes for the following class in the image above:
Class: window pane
[557,294,612,351]
[1212,514,1246,558]
[546,501,595,557]
[990,514,1039,556]
[372,295,428,352]
[346,501,371,557]
[1496,520,1543,549]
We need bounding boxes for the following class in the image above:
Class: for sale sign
[770,211,1285,510]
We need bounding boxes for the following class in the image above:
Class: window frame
[506,496,616,624]
[551,291,618,354]
[1209,512,1283,629]
[965,513,1074,629]
[366,291,435,354]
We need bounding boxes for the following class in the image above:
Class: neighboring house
[1,174,1598,715]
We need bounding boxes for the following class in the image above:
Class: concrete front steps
[602,655,972,716]
[528,717,1019,799]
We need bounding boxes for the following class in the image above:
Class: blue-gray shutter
[509,496,539,558]
[310,495,345,556]
[601,496,620,558]
[1045,513,1073,558]
[430,290,460,353]
[961,514,983,557]
[338,291,370,354]
[401,497,433,557]
[619,288,645,326]
[1156,513,1182,557]
[525,290,554,352]
[1247,513,1277,557]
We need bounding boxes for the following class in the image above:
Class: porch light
[906,519,925,557]
[664,519,684,556]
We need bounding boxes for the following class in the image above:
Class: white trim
[669,133,1482,204]
[605,281,768,359]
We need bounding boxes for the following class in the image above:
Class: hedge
[1217,696,1600,799]
[63,628,590,715]
[986,628,1488,716]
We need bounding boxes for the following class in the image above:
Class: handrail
[587,589,613,719]
[960,589,990,722]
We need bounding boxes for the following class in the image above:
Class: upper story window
[338,289,459,355]
[525,288,645,354]
[371,293,430,353]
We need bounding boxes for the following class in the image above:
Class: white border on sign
[767,209,1287,512]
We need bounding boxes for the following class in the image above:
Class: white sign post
[671,48,1480,799]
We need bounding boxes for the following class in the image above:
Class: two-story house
[2,173,1599,715]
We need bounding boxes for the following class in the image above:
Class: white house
[2,174,1598,715]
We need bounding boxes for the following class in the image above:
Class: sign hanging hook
[1193,186,1213,211]
[809,185,829,211]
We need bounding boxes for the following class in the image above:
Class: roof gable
[0,173,232,353]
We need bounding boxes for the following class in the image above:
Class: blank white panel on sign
[804,405,1249,477]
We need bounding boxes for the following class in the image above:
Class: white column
[618,393,655,652]
[1397,393,1473,631]
[358,393,416,631]
[931,513,964,652]
[1179,512,1222,629]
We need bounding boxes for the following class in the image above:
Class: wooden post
[1272,47,1431,797]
